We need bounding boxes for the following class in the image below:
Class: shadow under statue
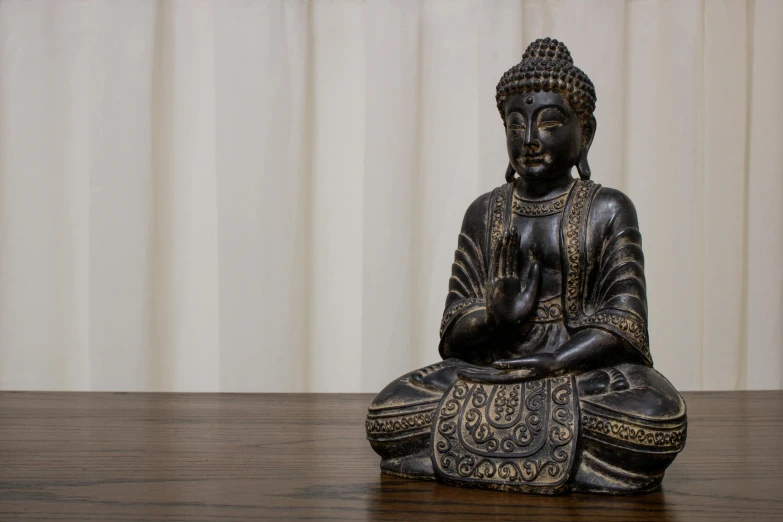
[366,38,686,495]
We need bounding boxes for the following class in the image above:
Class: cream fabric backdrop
[0,0,780,392]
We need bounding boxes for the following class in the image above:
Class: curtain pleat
[0,0,780,392]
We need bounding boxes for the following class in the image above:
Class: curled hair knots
[495,38,596,122]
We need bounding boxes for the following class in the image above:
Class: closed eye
[539,121,562,129]
[508,123,526,131]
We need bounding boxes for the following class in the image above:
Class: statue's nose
[523,138,541,153]
[523,125,540,151]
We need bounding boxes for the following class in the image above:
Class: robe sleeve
[575,186,653,365]
[438,189,495,342]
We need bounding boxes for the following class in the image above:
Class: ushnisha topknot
[495,37,596,122]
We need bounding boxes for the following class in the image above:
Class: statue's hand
[458,354,558,384]
[458,366,536,384]
[493,353,557,372]
[486,227,540,327]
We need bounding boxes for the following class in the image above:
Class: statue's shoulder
[460,186,501,231]
[461,184,508,244]
[589,185,640,230]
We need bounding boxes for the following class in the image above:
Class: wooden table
[0,391,781,521]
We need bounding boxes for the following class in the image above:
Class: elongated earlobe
[577,115,596,180]
[505,163,516,183]
[577,155,591,180]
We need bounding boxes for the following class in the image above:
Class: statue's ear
[505,162,516,183]
[577,115,596,180]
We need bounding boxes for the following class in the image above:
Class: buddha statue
[365,38,687,494]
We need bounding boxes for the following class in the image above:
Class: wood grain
[0,391,781,521]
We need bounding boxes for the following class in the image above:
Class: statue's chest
[509,213,563,297]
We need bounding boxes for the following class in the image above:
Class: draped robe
[366,179,687,494]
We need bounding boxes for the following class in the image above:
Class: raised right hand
[485,227,540,327]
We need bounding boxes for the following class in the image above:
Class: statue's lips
[520,154,547,163]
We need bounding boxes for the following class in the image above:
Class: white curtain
[0,0,780,393]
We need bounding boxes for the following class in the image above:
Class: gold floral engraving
[562,180,594,317]
[440,298,485,337]
[366,411,435,438]
[512,191,568,217]
[572,313,650,357]
[581,413,686,452]
[432,375,578,492]
[490,184,511,257]
[532,295,563,323]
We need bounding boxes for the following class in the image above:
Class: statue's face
[504,91,583,181]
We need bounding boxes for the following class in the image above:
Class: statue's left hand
[457,354,557,384]
[492,353,557,373]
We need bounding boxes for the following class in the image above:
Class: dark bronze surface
[0,391,780,521]
[366,37,686,493]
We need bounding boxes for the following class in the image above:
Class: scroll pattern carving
[433,375,578,491]
[440,298,485,337]
[512,191,568,216]
[563,180,595,318]
[490,184,510,257]
[572,313,649,356]
[365,411,435,438]
[532,295,563,323]
[581,414,686,452]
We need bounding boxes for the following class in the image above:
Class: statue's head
[496,38,597,182]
